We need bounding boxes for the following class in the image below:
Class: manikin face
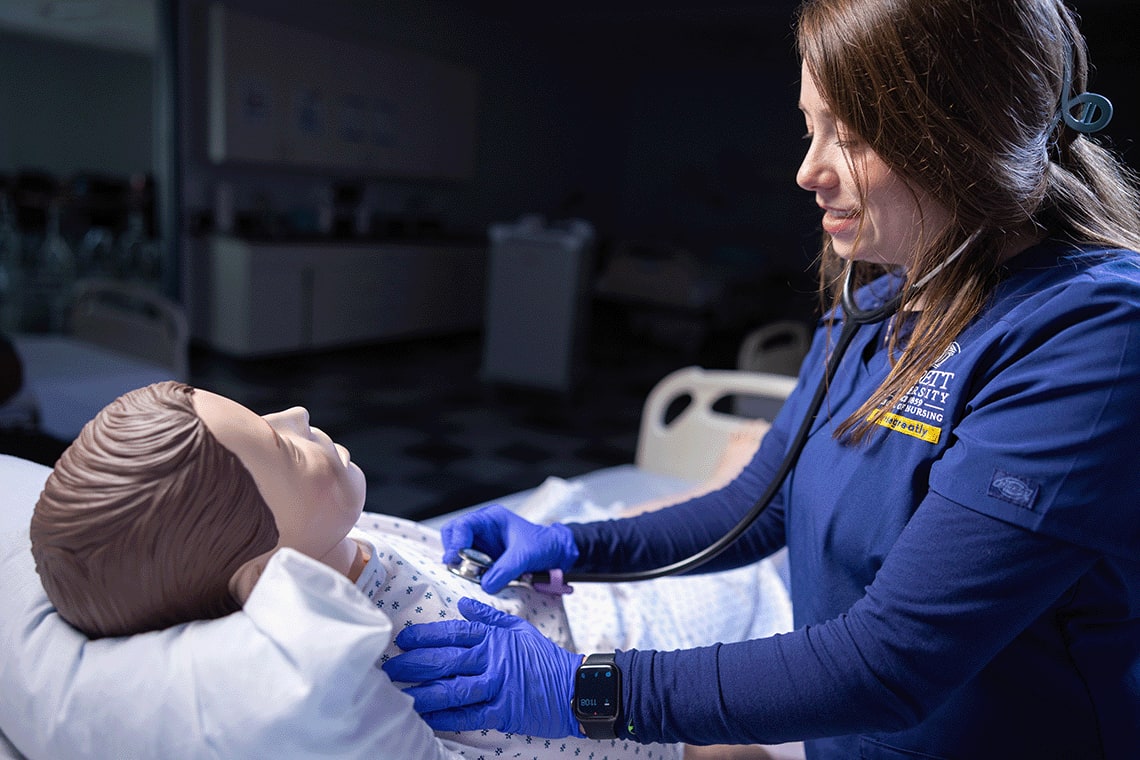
[795,62,952,269]
[192,390,366,564]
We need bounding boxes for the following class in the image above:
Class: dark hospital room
[2,0,1134,518]
[2,2,1139,758]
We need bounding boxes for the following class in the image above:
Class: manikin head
[30,381,367,639]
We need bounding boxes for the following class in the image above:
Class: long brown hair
[795,0,1140,440]
[30,382,279,638]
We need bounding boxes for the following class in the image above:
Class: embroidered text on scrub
[874,412,942,444]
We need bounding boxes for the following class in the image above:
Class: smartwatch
[573,653,621,740]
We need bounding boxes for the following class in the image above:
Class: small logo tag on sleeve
[988,470,1039,509]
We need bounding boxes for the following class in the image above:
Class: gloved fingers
[479,556,523,594]
[480,539,552,593]
[403,674,498,715]
[392,618,488,650]
[418,706,500,734]
[383,644,487,682]
[440,505,509,563]
[439,517,477,565]
[457,596,528,631]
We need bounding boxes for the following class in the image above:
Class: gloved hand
[382,597,584,738]
[440,504,579,593]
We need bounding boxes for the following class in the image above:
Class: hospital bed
[0,365,801,759]
[4,278,188,441]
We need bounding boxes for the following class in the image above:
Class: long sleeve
[576,245,1140,758]
[615,492,1106,756]
[567,402,792,574]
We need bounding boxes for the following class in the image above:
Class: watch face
[575,664,618,718]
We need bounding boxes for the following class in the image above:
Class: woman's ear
[229,549,277,604]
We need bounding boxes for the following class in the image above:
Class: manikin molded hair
[30,381,279,638]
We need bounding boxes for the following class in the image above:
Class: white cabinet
[192,236,485,357]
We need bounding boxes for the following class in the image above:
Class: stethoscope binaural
[448,231,982,589]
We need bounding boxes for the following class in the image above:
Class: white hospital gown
[353,514,683,760]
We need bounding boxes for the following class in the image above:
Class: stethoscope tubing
[452,246,974,588]
[561,279,880,583]
[561,232,993,584]
[446,311,867,588]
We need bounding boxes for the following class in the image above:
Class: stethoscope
[448,230,985,590]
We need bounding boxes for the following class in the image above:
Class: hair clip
[1059,55,1113,134]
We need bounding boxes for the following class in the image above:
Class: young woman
[384,1,1140,758]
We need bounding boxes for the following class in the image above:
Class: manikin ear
[229,549,278,605]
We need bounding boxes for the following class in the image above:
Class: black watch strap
[574,653,621,740]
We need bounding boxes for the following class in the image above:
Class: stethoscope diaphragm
[445,547,573,595]
[447,547,494,583]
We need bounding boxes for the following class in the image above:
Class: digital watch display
[574,653,620,740]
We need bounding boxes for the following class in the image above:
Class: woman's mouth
[822,208,859,237]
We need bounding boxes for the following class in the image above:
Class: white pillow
[0,455,48,535]
[0,455,456,760]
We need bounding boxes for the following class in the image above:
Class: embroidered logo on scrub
[988,469,1039,509]
[873,341,960,444]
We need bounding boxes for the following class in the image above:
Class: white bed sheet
[0,456,46,760]
[506,475,794,652]
[0,730,20,760]
[431,463,792,594]
[10,334,177,441]
[423,463,692,525]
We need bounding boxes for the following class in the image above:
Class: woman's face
[193,389,366,564]
[795,62,951,269]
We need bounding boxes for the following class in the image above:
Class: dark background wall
[0,30,153,176]
[2,0,1137,321]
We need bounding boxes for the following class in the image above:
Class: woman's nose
[796,141,836,192]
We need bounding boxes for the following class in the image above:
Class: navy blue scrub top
[570,241,1140,759]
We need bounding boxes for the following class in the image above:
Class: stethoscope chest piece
[445,547,572,596]
[448,547,494,583]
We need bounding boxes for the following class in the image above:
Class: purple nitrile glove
[383,597,584,738]
[440,504,579,593]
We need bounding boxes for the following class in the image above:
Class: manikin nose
[266,406,311,434]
